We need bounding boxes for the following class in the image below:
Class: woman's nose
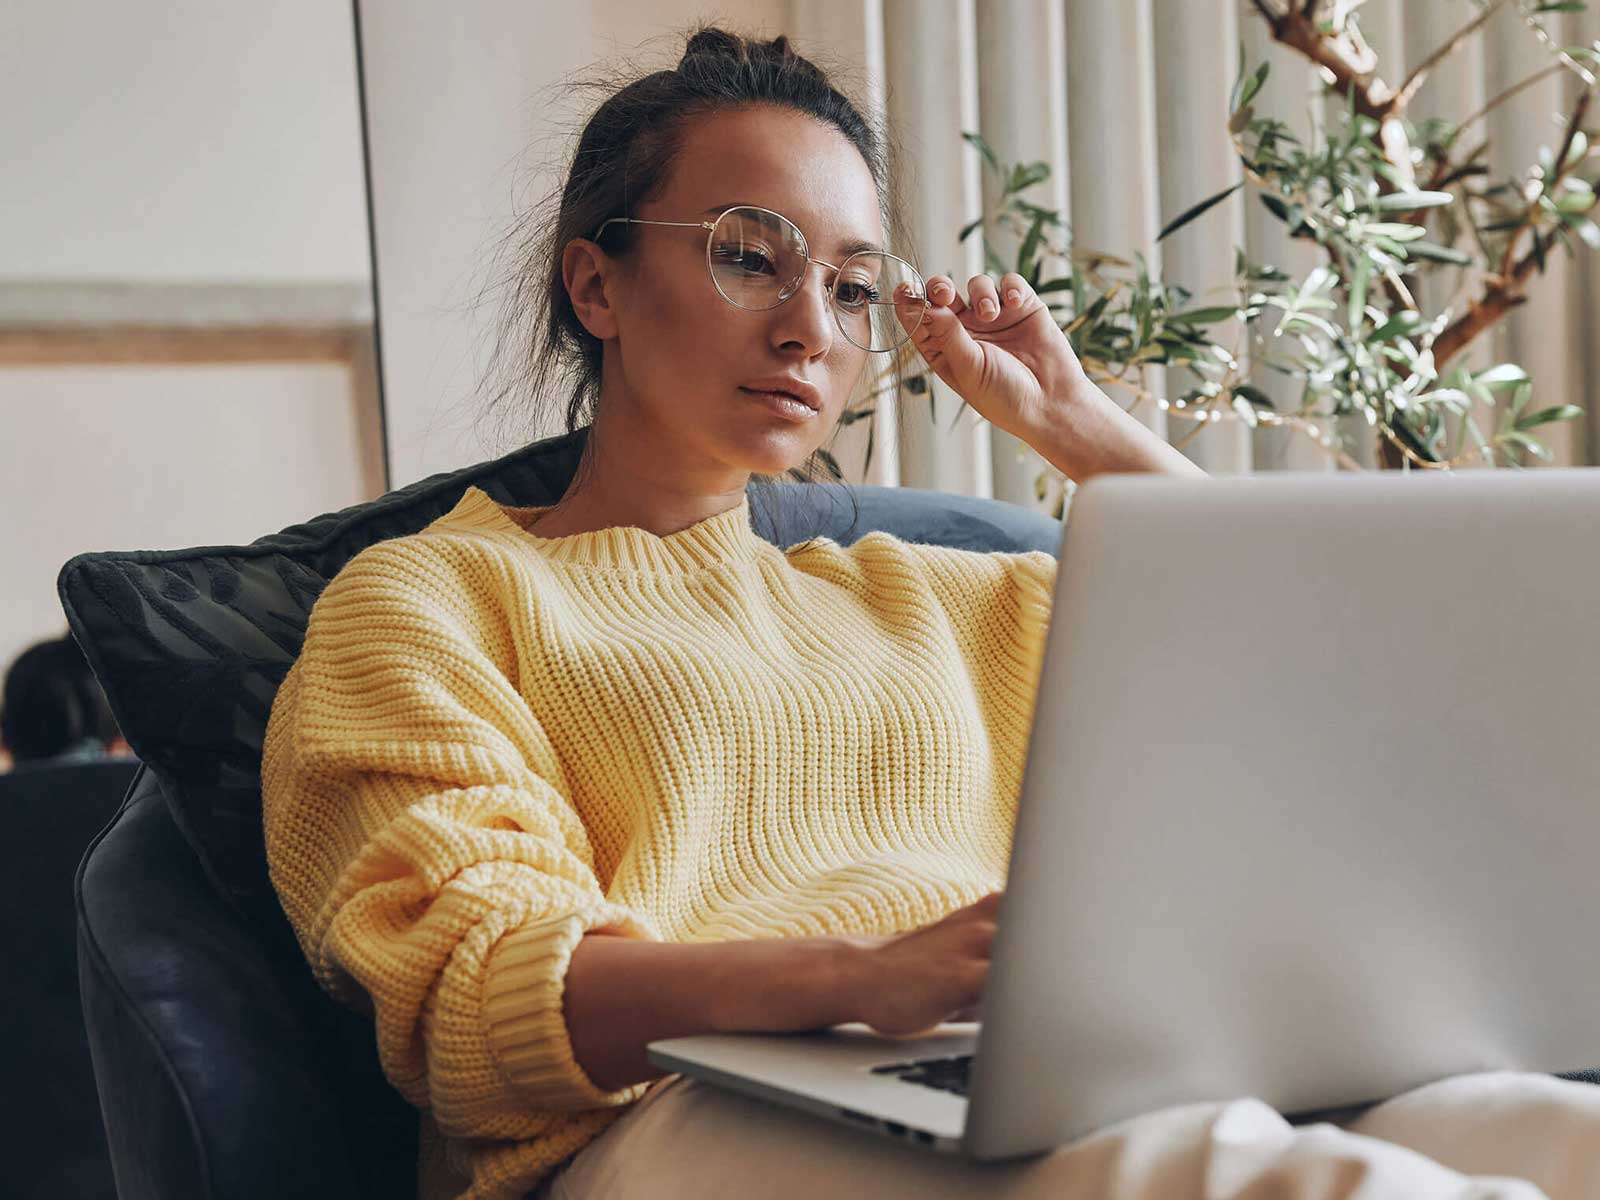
[771,260,836,355]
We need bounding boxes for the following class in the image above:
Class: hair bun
[679,27,806,72]
[680,27,746,65]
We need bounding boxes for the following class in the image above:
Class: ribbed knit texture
[261,484,1056,1199]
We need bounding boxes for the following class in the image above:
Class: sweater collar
[451,485,766,572]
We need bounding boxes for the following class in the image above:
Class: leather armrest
[76,765,415,1200]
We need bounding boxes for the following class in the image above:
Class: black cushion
[55,424,1064,941]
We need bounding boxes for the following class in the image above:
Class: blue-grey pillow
[57,423,1061,936]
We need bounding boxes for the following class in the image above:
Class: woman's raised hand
[894,273,1091,444]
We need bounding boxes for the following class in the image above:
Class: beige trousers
[533,1071,1600,1199]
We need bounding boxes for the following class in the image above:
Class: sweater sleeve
[261,540,656,1142]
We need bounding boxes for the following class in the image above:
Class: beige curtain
[792,0,1599,509]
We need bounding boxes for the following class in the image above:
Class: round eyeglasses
[592,204,929,353]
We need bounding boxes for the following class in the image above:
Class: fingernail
[1005,288,1021,306]
[980,300,998,320]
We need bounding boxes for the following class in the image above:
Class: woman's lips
[741,387,818,421]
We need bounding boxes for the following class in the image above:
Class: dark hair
[471,24,920,538]
[0,632,122,763]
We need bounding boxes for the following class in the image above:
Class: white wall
[0,0,369,281]
[0,0,374,684]
[9,362,373,553]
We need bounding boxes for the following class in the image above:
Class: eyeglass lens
[707,207,926,352]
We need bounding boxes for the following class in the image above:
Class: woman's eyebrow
[699,203,885,256]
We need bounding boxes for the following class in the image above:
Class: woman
[261,26,1600,1200]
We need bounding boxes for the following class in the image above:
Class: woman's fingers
[997,272,1030,312]
[921,273,1031,326]
[926,275,967,317]
[967,273,1001,322]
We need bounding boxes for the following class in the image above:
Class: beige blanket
[536,1070,1600,1198]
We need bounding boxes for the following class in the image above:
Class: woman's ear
[562,239,620,340]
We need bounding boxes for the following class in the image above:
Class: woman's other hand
[896,272,1092,444]
[842,890,1000,1038]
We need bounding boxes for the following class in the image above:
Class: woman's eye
[711,244,777,276]
[835,280,879,310]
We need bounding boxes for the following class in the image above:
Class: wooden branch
[1254,1,1393,122]
[1252,0,1418,187]
[1247,0,1596,461]
[1430,271,1530,366]
[1453,62,1565,144]
[1392,0,1508,112]
[1437,88,1594,367]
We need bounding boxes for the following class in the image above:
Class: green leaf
[815,448,844,480]
[1035,277,1075,294]
[1415,388,1472,409]
[1405,241,1474,265]
[958,217,984,242]
[1234,383,1277,411]
[1510,381,1531,421]
[1017,210,1049,283]
[1157,181,1245,243]
[1005,161,1050,195]
[1284,311,1341,339]
[1564,215,1600,249]
[1245,261,1291,282]
[1260,194,1292,224]
[961,130,1000,173]
[1230,59,1270,115]
[1474,363,1531,390]
[1370,310,1425,342]
[1534,2,1586,13]
[1503,431,1553,462]
[1348,256,1371,329]
[1364,221,1428,242]
[1168,305,1241,324]
[1301,264,1337,298]
[1515,404,1585,430]
[1372,190,1455,212]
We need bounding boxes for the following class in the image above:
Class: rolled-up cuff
[482,912,652,1112]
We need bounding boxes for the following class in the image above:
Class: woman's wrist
[824,934,886,1027]
[707,934,883,1034]
[1023,377,1208,485]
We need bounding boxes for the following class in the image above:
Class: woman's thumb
[896,288,981,391]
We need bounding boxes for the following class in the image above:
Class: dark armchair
[4,756,139,1199]
[61,426,1066,1200]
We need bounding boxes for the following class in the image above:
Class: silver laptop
[649,467,1600,1159]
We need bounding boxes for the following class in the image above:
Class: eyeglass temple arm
[591,217,716,239]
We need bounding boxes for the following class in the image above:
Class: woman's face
[578,105,885,482]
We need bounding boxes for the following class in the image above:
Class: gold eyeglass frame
[591,203,928,352]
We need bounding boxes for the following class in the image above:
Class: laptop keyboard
[869,1053,973,1097]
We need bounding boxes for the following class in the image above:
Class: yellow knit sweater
[261,484,1056,1199]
